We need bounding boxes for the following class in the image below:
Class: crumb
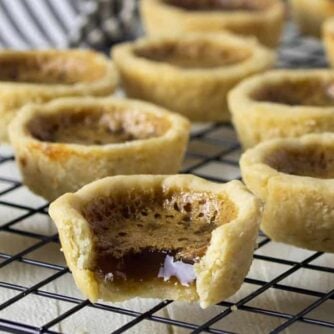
[231,305,238,312]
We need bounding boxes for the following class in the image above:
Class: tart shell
[290,0,334,37]
[49,174,261,308]
[141,0,285,48]
[0,50,118,142]
[112,33,275,122]
[9,97,190,201]
[229,70,334,149]
[323,18,334,67]
[240,133,334,252]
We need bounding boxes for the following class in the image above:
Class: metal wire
[0,24,333,334]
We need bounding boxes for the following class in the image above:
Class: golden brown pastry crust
[0,49,118,142]
[9,97,190,201]
[240,133,334,252]
[290,0,334,37]
[49,174,261,308]
[323,18,334,67]
[141,0,285,48]
[112,33,275,122]
[229,70,334,149]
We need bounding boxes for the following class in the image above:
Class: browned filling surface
[28,108,170,145]
[165,0,269,11]
[252,80,334,106]
[83,186,237,285]
[266,145,334,178]
[134,40,250,69]
[0,53,106,84]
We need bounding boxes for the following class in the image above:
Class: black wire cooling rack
[0,23,334,334]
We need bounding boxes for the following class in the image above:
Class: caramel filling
[266,145,334,179]
[96,249,196,285]
[253,80,334,106]
[0,53,106,84]
[83,188,237,286]
[134,40,250,69]
[165,0,268,11]
[28,109,170,145]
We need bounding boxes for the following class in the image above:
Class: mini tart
[323,18,334,67]
[112,33,275,122]
[240,133,334,252]
[49,174,261,308]
[9,97,190,201]
[0,49,118,142]
[290,0,334,37]
[141,0,285,48]
[229,70,334,149]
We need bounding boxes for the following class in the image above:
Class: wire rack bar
[190,253,324,334]
[271,289,334,333]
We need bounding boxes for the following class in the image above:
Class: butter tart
[290,0,334,37]
[112,33,275,122]
[229,70,334,149]
[241,133,334,252]
[141,0,285,48]
[0,49,118,142]
[49,174,261,308]
[323,18,334,67]
[9,97,190,201]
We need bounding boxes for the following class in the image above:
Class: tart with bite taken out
[9,97,190,201]
[49,174,261,308]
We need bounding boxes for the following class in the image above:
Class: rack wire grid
[0,22,334,334]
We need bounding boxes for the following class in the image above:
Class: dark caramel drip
[95,248,194,282]
[165,0,265,11]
